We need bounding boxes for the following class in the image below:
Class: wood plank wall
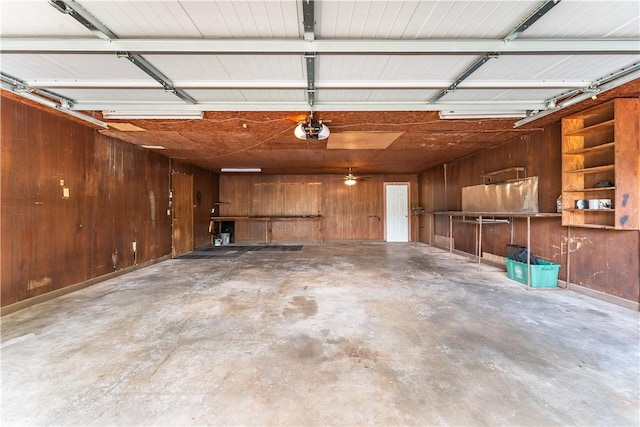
[218,174,419,242]
[419,123,640,303]
[0,95,216,307]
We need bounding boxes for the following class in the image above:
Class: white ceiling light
[220,168,261,173]
[102,110,203,120]
[439,110,527,119]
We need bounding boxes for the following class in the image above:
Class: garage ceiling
[1,0,639,175]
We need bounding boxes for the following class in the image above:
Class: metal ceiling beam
[302,0,316,107]
[505,0,562,41]
[431,0,563,103]
[2,38,637,54]
[431,53,498,102]
[302,0,315,42]
[48,0,116,40]
[0,75,107,128]
[24,79,591,90]
[70,101,547,112]
[515,64,640,127]
[115,51,196,104]
[47,0,196,105]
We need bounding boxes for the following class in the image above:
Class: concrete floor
[2,242,639,426]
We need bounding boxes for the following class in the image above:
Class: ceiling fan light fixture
[344,177,357,186]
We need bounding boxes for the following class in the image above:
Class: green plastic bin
[505,258,560,288]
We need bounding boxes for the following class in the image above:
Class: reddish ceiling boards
[1,1,638,174]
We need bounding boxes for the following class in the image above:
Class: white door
[385,184,409,242]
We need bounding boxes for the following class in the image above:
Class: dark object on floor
[506,244,539,265]
[177,245,303,259]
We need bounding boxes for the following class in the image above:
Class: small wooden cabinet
[561,98,639,230]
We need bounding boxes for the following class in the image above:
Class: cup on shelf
[575,199,587,209]
[598,199,612,209]
[588,199,599,210]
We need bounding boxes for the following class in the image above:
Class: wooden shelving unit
[561,98,639,230]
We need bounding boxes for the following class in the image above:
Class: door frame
[384,182,410,242]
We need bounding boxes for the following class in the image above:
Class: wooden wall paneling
[217,173,416,242]
[418,172,432,243]
[566,228,639,301]
[352,178,378,240]
[614,99,640,230]
[323,178,352,241]
[22,106,47,298]
[527,125,562,212]
[90,135,116,277]
[1,94,174,307]
[172,172,194,257]
[219,175,252,216]
[452,222,476,255]
[433,166,447,211]
[1,97,22,302]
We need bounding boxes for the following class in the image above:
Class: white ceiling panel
[0,0,92,36]
[80,0,302,38]
[187,89,305,103]
[145,55,305,81]
[317,1,540,38]
[1,54,156,83]
[0,0,637,115]
[470,55,640,82]
[440,88,564,102]
[521,0,640,38]
[317,89,439,102]
[317,55,476,81]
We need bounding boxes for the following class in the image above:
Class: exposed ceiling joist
[2,38,637,54]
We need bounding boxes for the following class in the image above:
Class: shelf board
[565,164,614,174]
[480,167,526,177]
[563,186,615,193]
[565,223,616,230]
[564,208,614,213]
[564,119,614,137]
[564,142,614,155]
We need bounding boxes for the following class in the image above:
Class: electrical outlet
[132,241,137,252]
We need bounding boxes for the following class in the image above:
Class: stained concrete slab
[1,242,639,426]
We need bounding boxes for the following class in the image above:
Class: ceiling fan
[342,167,368,186]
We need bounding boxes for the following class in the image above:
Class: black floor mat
[177,245,303,259]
